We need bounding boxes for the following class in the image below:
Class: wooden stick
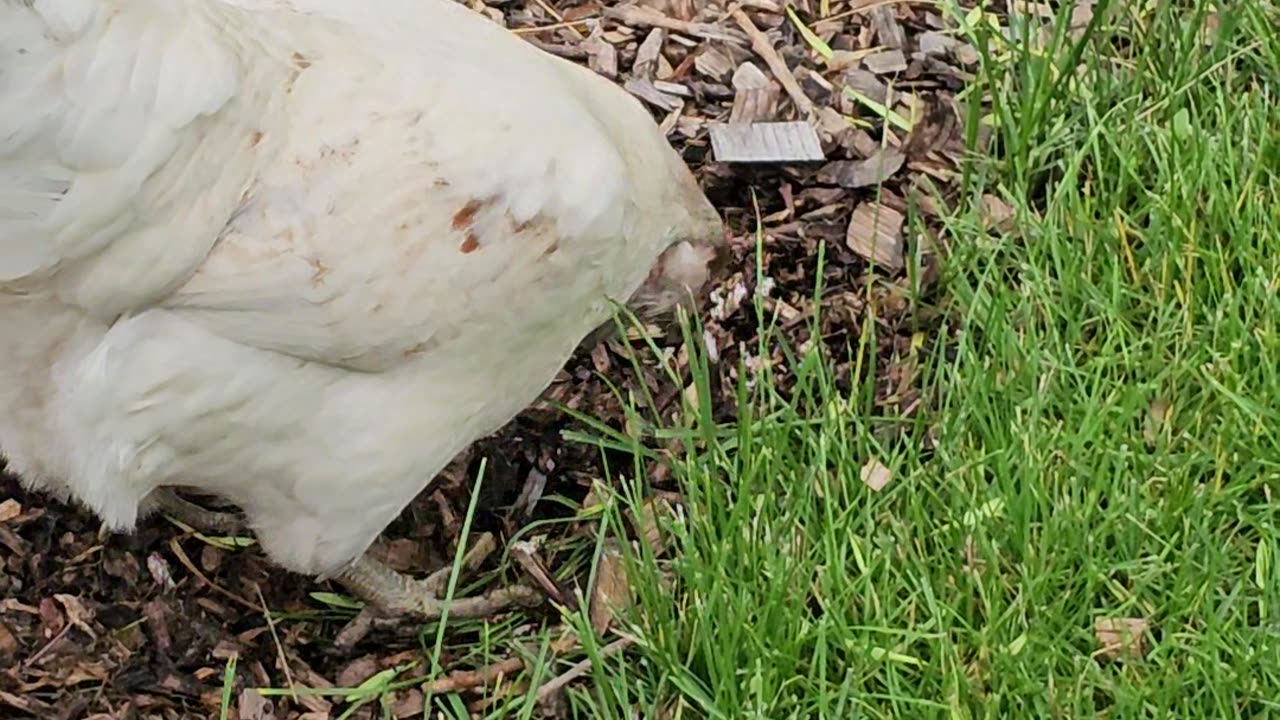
[425,656,528,694]
[728,7,816,118]
[604,5,747,45]
[534,637,636,702]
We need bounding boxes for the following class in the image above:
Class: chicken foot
[148,479,541,620]
[336,532,543,619]
[149,487,247,534]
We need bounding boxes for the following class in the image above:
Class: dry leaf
[980,194,1016,232]
[846,202,906,271]
[859,458,893,492]
[0,622,17,657]
[629,496,676,555]
[1094,617,1149,660]
[590,543,632,635]
[1143,397,1171,444]
[53,593,96,638]
[0,499,20,523]
[367,538,426,572]
[390,688,425,718]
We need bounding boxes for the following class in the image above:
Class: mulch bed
[0,0,1001,716]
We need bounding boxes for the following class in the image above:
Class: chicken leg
[149,487,247,534]
[335,532,543,619]
[147,487,540,619]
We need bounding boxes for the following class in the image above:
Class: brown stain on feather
[451,200,485,231]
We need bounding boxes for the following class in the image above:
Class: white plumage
[0,0,723,612]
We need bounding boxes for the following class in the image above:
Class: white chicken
[0,0,725,616]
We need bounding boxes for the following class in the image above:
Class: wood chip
[843,69,889,105]
[918,30,958,57]
[709,121,825,163]
[846,202,906,271]
[859,458,893,492]
[623,77,682,111]
[652,79,692,97]
[863,49,908,74]
[694,46,735,80]
[583,29,619,78]
[634,27,666,79]
[1094,617,1149,660]
[817,147,905,188]
[729,61,779,123]
[869,7,907,49]
[954,42,980,66]
[732,62,778,122]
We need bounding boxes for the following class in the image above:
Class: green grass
[241,1,1280,716]
[552,1,1280,717]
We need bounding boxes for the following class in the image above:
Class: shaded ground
[0,0,979,716]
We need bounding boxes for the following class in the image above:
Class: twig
[511,541,577,610]
[168,536,260,612]
[603,5,747,45]
[534,637,636,703]
[510,18,596,35]
[425,631,581,696]
[253,583,298,703]
[728,7,816,118]
[826,0,921,23]
[333,607,379,651]
[519,37,591,60]
[528,0,587,38]
[424,656,528,695]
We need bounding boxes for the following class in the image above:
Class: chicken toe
[336,532,543,619]
[149,488,247,535]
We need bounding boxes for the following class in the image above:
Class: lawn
[546,2,1280,717]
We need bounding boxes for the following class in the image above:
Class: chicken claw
[336,532,544,619]
[149,487,247,535]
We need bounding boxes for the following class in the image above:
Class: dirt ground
[0,0,982,716]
